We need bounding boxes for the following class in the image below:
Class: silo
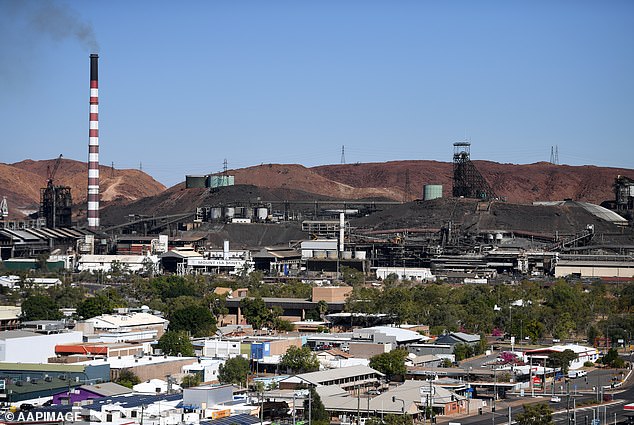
[423,184,443,201]
[314,250,327,259]
[354,251,367,260]
[257,207,268,220]
[210,207,222,220]
[186,175,207,188]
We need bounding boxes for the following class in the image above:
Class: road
[450,382,634,425]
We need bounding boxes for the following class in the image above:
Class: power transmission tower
[111,162,114,178]
[550,146,555,164]
[223,158,228,175]
[341,145,346,164]
[555,145,559,165]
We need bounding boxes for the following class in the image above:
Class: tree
[601,348,625,368]
[76,295,113,319]
[180,374,201,388]
[303,387,329,425]
[547,349,578,375]
[279,346,320,374]
[515,403,553,425]
[240,297,270,330]
[168,304,217,337]
[116,369,141,389]
[453,343,474,361]
[21,294,62,321]
[218,356,250,387]
[369,349,408,381]
[157,330,194,356]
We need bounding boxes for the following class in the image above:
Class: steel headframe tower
[452,141,498,200]
[87,54,100,229]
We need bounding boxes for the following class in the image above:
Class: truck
[568,370,587,379]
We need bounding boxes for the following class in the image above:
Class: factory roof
[357,326,427,343]
[85,312,168,328]
[282,365,383,386]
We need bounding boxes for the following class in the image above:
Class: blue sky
[1,0,632,187]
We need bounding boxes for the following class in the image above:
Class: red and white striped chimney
[87,53,100,229]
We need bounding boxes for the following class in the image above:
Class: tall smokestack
[87,53,100,229]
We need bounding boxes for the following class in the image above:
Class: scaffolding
[452,141,498,200]
[40,185,73,229]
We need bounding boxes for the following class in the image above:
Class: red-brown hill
[0,158,166,220]
[311,161,633,204]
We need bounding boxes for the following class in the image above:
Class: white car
[550,396,561,403]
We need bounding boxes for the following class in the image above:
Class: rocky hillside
[2,158,631,225]
[0,158,166,219]
[311,161,631,205]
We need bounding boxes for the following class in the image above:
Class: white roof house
[280,365,383,389]
[525,344,599,370]
[83,312,169,338]
[77,254,159,273]
[133,378,182,394]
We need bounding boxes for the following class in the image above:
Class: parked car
[550,396,561,403]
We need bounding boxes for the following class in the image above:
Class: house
[525,344,599,370]
[316,379,467,424]
[278,365,383,391]
[133,378,182,394]
[77,312,169,338]
[76,254,160,274]
[52,382,132,405]
[0,330,83,363]
[0,305,21,331]
[434,332,481,350]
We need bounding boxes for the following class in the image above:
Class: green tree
[515,403,553,425]
[180,374,201,388]
[547,349,578,375]
[303,387,329,425]
[168,304,217,337]
[279,346,320,374]
[601,348,625,368]
[453,343,474,361]
[369,349,408,381]
[116,369,141,389]
[218,356,250,387]
[21,294,62,320]
[341,266,363,286]
[76,295,113,319]
[157,330,194,356]
[240,296,270,329]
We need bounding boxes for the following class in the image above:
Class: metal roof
[82,392,182,409]
[201,413,262,425]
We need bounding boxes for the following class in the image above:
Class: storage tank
[224,207,235,219]
[354,251,367,260]
[186,175,207,188]
[423,184,443,201]
[326,250,338,259]
[342,251,353,259]
[210,207,222,220]
[257,207,268,220]
[314,250,327,259]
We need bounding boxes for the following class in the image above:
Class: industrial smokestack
[87,53,100,229]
